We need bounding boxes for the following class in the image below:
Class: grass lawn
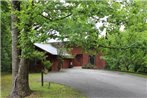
[1,73,86,98]
[105,70,147,78]
[120,72,147,78]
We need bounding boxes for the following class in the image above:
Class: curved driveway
[44,67,147,98]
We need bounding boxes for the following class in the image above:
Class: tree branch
[41,13,72,22]
[98,44,146,50]
[54,13,72,21]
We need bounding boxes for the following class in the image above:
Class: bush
[103,31,147,73]
[82,63,95,69]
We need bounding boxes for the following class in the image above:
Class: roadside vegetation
[103,31,147,73]
[101,1,147,73]
[105,69,147,78]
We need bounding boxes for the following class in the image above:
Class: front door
[73,54,83,66]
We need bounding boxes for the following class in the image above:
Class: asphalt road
[44,67,147,98]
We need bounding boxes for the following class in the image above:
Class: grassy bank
[1,73,86,98]
[104,69,147,78]
[120,72,147,78]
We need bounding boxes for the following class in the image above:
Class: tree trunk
[11,0,20,80]
[10,0,31,97]
[10,58,31,98]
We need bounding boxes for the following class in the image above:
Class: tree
[11,0,20,80]
[10,0,31,97]
[59,0,147,73]
[9,0,75,97]
[101,0,147,73]
[1,1,12,72]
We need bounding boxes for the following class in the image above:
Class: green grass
[121,72,147,78]
[1,73,86,98]
[105,69,147,78]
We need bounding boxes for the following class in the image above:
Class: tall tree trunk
[10,58,31,98]
[10,0,31,97]
[11,0,20,80]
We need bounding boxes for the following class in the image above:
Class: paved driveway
[44,67,147,98]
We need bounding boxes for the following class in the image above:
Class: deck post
[41,71,44,86]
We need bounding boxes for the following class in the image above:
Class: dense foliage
[1,1,11,72]
[104,31,147,73]
[102,1,147,73]
[1,0,147,74]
